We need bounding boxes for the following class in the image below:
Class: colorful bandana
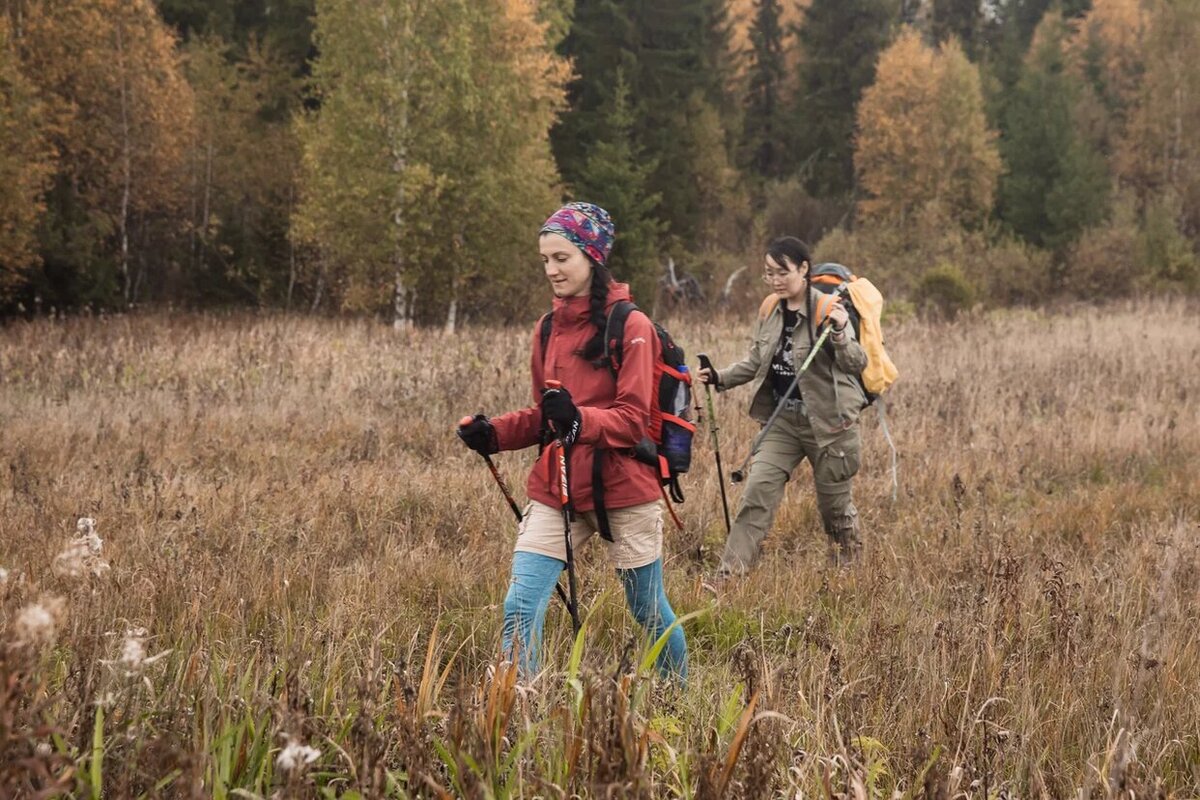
[539,202,615,267]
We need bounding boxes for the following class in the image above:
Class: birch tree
[295,0,567,327]
[19,0,191,305]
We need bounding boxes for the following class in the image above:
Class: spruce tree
[554,0,733,250]
[573,71,665,303]
[932,0,983,57]
[742,0,786,181]
[792,0,897,199]
[998,11,1109,257]
[158,0,314,73]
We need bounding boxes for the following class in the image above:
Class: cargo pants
[718,402,861,573]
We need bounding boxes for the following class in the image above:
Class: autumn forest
[1,0,1198,325]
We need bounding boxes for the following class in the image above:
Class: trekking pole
[730,317,842,484]
[543,380,582,636]
[460,431,523,525]
[462,418,573,610]
[696,353,732,534]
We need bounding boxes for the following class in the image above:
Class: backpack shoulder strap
[603,300,637,374]
[758,294,780,320]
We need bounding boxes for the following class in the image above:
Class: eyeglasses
[761,269,797,284]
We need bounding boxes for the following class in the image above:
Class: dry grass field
[1,300,1198,798]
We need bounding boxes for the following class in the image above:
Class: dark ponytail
[579,260,613,366]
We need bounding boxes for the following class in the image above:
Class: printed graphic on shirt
[770,306,803,401]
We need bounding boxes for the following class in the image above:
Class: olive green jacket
[717,289,869,449]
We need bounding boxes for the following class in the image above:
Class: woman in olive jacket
[698,237,868,574]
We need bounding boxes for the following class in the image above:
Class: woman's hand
[697,366,720,386]
[457,414,499,455]
[826,302,850,332]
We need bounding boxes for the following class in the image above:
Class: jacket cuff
[577,406,600,445]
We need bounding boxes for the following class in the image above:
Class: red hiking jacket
[490,282,661,513]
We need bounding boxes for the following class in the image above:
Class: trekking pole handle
[543,380,571,505]
[543,379,568,440]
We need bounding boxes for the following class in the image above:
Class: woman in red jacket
[457,202,687,680]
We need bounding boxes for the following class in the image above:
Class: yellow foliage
[1068,0,1150,108]
[855,29,999,227]
[20,0,193,227]
[0,18,55,294]
[1113,0,1200,222]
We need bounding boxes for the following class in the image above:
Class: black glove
[541,386,581,446]
[456,414,498,455]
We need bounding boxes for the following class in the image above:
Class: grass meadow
[1,300,1198,798]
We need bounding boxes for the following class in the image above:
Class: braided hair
[579,260,614,367]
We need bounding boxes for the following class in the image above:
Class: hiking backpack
[539,301,694,535]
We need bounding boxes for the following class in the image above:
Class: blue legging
[501,551,688,681]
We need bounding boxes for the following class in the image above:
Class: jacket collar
[552,281,633,326]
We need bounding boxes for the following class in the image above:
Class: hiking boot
[825,510,862,568]
[826,537,862,567]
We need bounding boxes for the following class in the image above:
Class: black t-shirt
[769,305,805,401]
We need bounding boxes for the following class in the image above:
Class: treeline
[1,0,1197,324]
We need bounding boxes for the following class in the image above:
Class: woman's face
[763,253,808,302]
[540,233,594,298]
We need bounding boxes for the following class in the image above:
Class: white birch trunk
[383,2,416,333]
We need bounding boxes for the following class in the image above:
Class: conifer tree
[998,10,1109,255]
[742,0,786,180]
[184,36,301,305]
[932,0,984,57]
[792,0,897,198]
[574,71,664,303]
[555,0,733,251]
[158,0,314,74]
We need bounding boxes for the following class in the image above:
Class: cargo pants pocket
[816,429,861,485]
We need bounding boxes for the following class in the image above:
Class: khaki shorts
[515,500,663,570]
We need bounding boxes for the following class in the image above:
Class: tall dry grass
[1,300,1198,797]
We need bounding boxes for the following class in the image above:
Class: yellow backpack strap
[757,294,780,320]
